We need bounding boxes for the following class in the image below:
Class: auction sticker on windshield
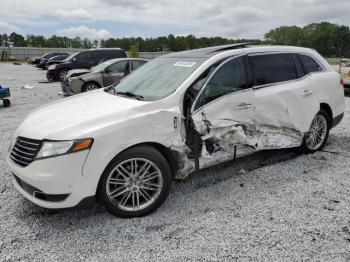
[174,61,196,68]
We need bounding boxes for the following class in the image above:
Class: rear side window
[249,54,297,86]
[131,60,147,71]
[298,54,323,74]
[77,52,91,62]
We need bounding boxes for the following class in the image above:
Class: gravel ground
[1,63,350,261]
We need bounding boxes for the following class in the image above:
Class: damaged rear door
[190,55,258,168]
[248,53,319,149]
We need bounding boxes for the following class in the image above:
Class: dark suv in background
[46,48,127,82]
[36,52,69,70]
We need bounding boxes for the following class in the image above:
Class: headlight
[48,65,56,70]
[68,76,81,83]
[36,138,93,159]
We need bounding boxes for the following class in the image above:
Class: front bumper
[46,70,57,81]
[61,80,83,96]
[7,151,97,209]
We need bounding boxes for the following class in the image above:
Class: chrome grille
[10,137,42,167]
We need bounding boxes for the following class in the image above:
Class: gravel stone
[1,63,350,261]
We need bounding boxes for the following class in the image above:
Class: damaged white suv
[8,44,345,217]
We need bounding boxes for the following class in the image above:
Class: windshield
[65,53,79,62]
[106,57,205,100]
[91,60,116,72]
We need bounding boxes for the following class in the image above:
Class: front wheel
[97,146,172,218]
[301,109,330,153]
[82,82,100,92]
[58,69,68,82]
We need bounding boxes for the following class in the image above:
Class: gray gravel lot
[1,63,350,261]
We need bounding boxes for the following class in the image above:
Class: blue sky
[0,0,349,40]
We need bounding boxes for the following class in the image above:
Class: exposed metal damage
[171,113,304,180]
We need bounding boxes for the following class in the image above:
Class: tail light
[340,78,344,88]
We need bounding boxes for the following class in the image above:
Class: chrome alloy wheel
[305,114,328,150]
[85,84,98,91]
[59,71,68,81]
[106,158,163,212]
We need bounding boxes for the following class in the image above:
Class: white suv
[7,44,345,217]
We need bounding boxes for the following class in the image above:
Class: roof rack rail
[209,43,250,53]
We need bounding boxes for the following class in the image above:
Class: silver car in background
[61,58,148,95]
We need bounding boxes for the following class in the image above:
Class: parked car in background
[28,57,41,65]
[37,52,69,69]
[46,48,127,82]
[62,58,148,95]
[45,54,70,70]
[339,58,350,95]
[8,44,344,218]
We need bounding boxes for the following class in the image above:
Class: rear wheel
[82,82,100,92]
[301,109,330,153]
[97,146,172,218]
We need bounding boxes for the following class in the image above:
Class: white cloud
[0,21,21,34]
[57,25,112,40]
[54,8,92,21]
[0,0,350,38]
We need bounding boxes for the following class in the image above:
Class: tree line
[1,22,350,57]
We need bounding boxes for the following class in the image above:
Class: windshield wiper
[104,81,120,94]
[116,91,144,101]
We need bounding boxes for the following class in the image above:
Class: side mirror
[72,57,77,62]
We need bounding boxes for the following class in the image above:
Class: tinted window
[77,52,91,62]
[298,54,323,74]
[107,61,128,73]
[250,54,297,86]
[196,56,247,108]
[131,60,147,71]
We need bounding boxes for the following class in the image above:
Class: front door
[103,60,130,86]
[190,55,258,169]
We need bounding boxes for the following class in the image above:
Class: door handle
[302,90,313,97]
[234,103,253,109]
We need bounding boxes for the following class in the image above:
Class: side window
[249,54,297,86]
[196,56,247,108]
[107,61,128,74]
[131,60,147,71]
[298,54,323,74]
[92,51,105,63]
[77,52,91,62]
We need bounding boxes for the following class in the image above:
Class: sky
[0,0,349,40]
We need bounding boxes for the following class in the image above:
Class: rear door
[102,60,129,86]
[249,53,319,149]
[75,52,93,69]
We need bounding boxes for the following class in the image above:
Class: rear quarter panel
[313,71,345,118]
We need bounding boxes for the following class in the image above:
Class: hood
[67,69,91,78]
[16,90,149,140]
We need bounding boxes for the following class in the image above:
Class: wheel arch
[95,142,179,196]
[320,102,333,127]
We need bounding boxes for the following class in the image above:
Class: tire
[58,69,68,82]
[82,82,100,92]
[97,146,172,218]
[3,99,11,107]
[301,109,330,153]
